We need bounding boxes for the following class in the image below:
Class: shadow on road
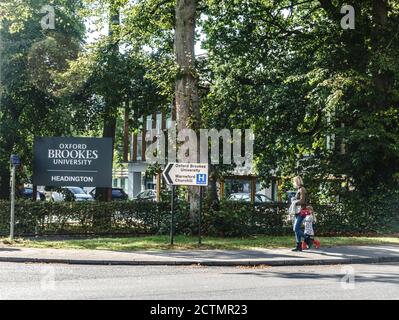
[0,248,21,252]
[304,245,399,259]
[224,266,399,285]
[134,249,307,260]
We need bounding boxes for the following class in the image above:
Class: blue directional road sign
[196,173,208,185]
[163,163,209,186]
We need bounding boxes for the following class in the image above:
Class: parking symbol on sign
[196,174,207,185]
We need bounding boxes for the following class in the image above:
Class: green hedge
[0,198,398,237]
[203,202,289,237]
[0,201,167,236]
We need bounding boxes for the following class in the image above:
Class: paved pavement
[0,262,398,299]
[0,245,399,266]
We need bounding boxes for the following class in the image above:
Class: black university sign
[34,137,113,187]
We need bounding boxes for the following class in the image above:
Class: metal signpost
[10,154,21,241]
[163,163,209,245]
[170,185,176,245]
[199,186,203,245]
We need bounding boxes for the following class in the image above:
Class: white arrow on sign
[163,163,209,186]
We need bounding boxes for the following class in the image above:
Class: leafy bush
[0,201,170,236]
[0,196,398,237]
[204,201,288,236]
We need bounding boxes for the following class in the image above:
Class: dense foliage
[1,0,399,218]
[1,198,398,237]
[0,0,85,198]
[202,0,399,198]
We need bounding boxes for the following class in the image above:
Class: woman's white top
[289,199,300,214]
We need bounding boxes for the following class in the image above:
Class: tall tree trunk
[95,100,117,202]
[95,3,120,203]
[93,3,120,231]
[174,0,201,222]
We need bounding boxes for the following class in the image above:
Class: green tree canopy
[201,0,399,198]
[0,0,85,198]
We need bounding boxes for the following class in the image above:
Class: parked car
[18,187,45,201]
[134,190,157,201]
[52,187,94,202]
[228,192,273,204]
[89,188,128,201]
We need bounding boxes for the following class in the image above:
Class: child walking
[302,206,320,250]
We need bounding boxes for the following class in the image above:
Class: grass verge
[1,235,398,251]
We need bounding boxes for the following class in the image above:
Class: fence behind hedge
[0,199,398,237]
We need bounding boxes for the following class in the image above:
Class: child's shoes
[302,238,320,250]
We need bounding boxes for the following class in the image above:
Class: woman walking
[292,176,308,252]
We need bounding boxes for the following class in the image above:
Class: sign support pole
[163,163,209,246]
[10,165,16,241]
[198,186,203,245]
[170,185,175,245]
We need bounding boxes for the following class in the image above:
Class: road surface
[0,262,398,300]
